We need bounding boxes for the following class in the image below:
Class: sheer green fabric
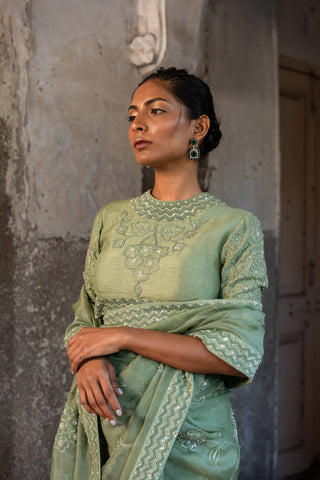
[51,191,268,480]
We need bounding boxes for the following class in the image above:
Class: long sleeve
[220,213,268,304]
[187,213,268,386]
[64,209,103,348]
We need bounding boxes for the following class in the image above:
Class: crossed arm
[68,326,245,425]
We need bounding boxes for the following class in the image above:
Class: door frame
[277,55,320,477]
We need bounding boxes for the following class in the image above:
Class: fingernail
[104,418,109,422]
[91,413,97,417]
[116,409,122,416]
[117,387,124,395]
[110,419,116,426]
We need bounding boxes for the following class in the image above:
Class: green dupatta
[51,293,264,480]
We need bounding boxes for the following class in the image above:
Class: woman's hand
[68,327,124,373]
[76,356,123,424]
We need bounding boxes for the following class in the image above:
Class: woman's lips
[135,140,151,149]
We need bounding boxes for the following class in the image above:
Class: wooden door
[277,64,320,478]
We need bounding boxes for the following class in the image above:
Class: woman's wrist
[117,326,135,351]
[105,326,134,352]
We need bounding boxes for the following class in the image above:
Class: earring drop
[188,138,200,160]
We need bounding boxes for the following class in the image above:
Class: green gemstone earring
[188,138,200,161]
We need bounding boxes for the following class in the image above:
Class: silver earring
[188,138,200,160]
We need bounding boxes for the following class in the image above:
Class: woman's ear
[193,115,210,143]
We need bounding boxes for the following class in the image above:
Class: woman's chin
[135,158,153,167]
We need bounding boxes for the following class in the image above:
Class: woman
[51,67,268,480]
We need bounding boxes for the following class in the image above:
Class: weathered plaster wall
[26,0,142,237]
[0,3,31,478]
[205,1,279,231]
[0,1,279,479]
[278,0,320,66]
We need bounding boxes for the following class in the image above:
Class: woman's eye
[150,108,164,115]
[128,115,136,123]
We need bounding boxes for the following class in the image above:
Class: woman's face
[128,80,194,168]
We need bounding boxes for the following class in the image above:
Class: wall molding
[129,0,167,76]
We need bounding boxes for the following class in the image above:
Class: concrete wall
[278,0,320,66]
[0,1,279,479]
[25,0,142,238]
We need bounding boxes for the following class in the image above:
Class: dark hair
[138,67,222,158]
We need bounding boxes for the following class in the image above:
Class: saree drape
[51,191,268,480]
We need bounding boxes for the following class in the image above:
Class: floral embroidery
[112,209,209,296]
[53,405,78,459]
[177,429,208,451]
[192,376,227,402]
[220,214,268,303]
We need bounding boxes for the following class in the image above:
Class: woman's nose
[133,124,144,131]
[131,115,147,132]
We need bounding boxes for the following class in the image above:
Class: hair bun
[203,119,222,153]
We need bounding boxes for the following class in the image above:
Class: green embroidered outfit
[51,190,268,480]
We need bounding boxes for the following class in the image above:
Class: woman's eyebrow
[128,97,168,111]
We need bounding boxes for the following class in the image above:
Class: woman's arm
[67,326,245,377]
[124,327,244,375]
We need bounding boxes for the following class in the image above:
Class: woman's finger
[99,372,122,420]
[85,384,114,421]
[78,372,113,420]
[89,382,117,424]
[106,360,124,396]
[86,362,122,422]
[77,381,98,416]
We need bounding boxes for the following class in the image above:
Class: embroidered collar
[131,190,222,221]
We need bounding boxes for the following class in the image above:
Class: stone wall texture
[0,1,279,479]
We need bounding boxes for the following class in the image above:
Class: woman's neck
[151,167,202,201]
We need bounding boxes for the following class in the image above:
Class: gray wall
[278,0,320,66]
[0,1,279,479]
